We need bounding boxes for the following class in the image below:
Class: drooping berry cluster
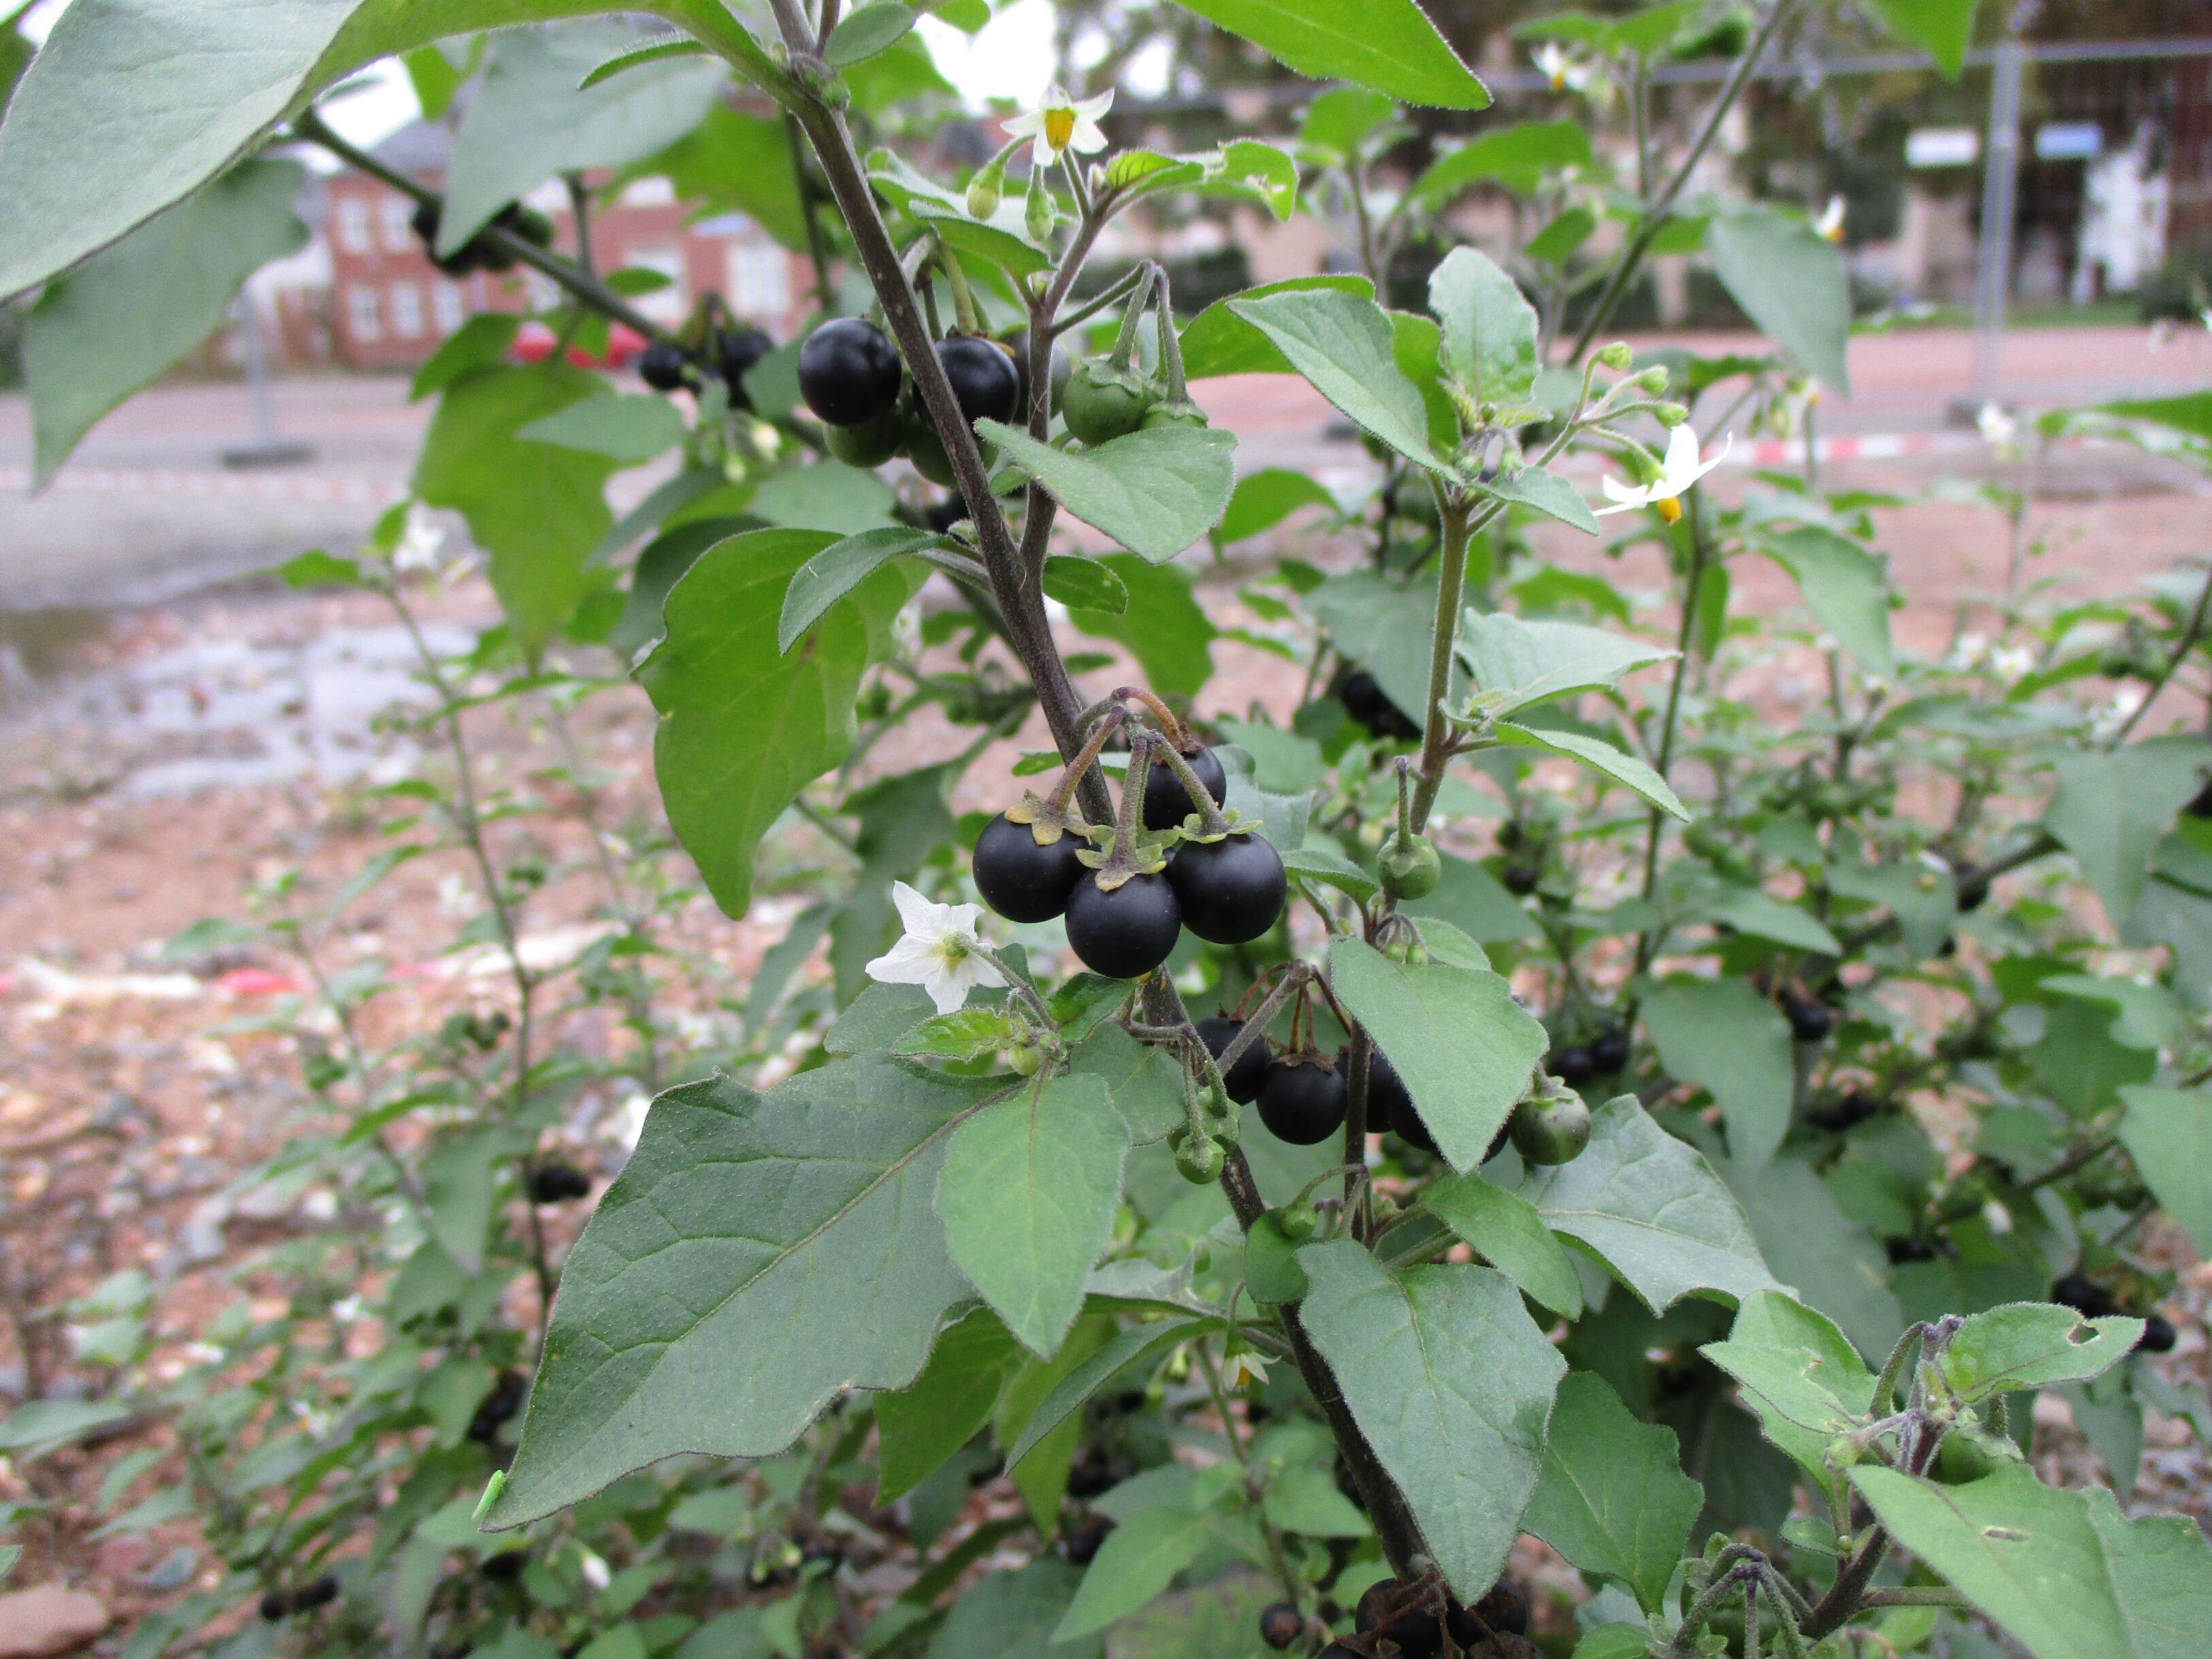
[969,696,1288,982]
[794,313,1025,484]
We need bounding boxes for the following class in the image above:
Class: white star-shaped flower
[865,881,1006,1015]
[391,502,447,574]
[1977,401,2019,450]
[1223,1349,1269,1390]
[1814,195,1845,242]
[1595,425,1731,524]
[1005,85,1113,171]
[1532,42,1595,93]
[1989,642,2035,682]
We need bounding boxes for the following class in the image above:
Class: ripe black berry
[1886,1236,1937,1264]
[639,339,690,392]
[1260,1603,1303,1650]
[1142,745,1226,830]
[1335,668,1421,742]
[264,1574,338,1619]
[2187,778,2212,820]
[2051,1273,2119,1319]
[1356,1580,1442,1659]
[481,1552,527,1583]
[528,1159,591,1203]
[1067,1446,1133,1498]
[1062,1516,1113,1564]
[1448,1577,1530,1643]
[973,814,1087,923]
[925,496,972,534]
[718,324,773,404]
[1319,1645,1363,1659]
[1169,833,1286,945]
[1197,1016,1267,1104]
[798,318,903,427]
[1552,1045,1595,1087]
[1590,1028,1631,1072]
[1808,1091,1880,1133]
[1502,861,1541,896]
[1256,1056,1348,1147]
[1785,993,1835,1042]
[937,335,1022,431]
[1365,1047,1413,1136]
[2137,1313,2178,1353]
[1064,872,1182,979]
[1957,871,1991,913]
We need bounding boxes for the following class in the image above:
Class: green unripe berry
[1378,831,1442,900]
[1510,1091,1593,1165]
[1175,1134,1226,1185]
[1278,1200,1318,1243]
[1062,360,1158,445]
[1140,398,1209,431]
[966,163,1006,220]
[825,406,905,469]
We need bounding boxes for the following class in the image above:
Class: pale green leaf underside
[1225,288,1447,473]
[978,421,1238,563]
[1162,0,1490,110]
[489,1061,998,1528]
[2117,1085,2212,1260]
[1491,723,1689,823]
[1518,1098,1785,1312]
[1458,612,1676,717]
[1298,1241,1563,1598]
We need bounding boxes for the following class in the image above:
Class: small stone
[0,1584,112,1656]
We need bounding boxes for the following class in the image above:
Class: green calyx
[1174,1134,1226,1184]
[1141,397,1209,431]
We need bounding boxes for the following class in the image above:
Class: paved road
[1,325,2207,610]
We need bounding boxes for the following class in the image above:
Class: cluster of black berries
[2051,1272,2177,1353]
[794,315,1031,483]
[527,1156,591,1204]
[1269,1574,1531,1657]
[259,1575,340,1621]
[410,199,553,278]
[1548,1026,1631,1089]
[1781,987,1836,1042]
[974,719,1286,981]
[1333,667,1422,743]
[639,322,775,410]
[1806,1088,1884,1133]
[466,1369,527,1446]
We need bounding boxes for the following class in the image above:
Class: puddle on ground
[1,615,472,798]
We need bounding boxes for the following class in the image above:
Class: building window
[337,197,373,255]
[726,242,791,319]
[630,244,687,326]
[432,280,467,335]
[390,281,424,340]
[347,284,382,342]
[379,193,417,253]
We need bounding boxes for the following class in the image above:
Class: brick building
[323,119,810,370]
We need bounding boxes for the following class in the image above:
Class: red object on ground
[215,967,306,997]
[510,320,647,369]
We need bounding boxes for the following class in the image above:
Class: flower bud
[1654,401,1690,427]
[1597,341,1634,370]
[1025,171,1056,242]
[1636,365,1672,393]
[966,161,1005,220]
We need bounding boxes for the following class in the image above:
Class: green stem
[1631,498,1714,972]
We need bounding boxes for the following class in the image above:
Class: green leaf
[822,2,915,67]
[1263,1464,1371,1539]
[1937,1302,2144,1405]
[1215,467,1337,546]
[1715,1153,1904,1368]
[518,393,687,464]
[1328,940,1548,1175]
[1225,287,1446,472]
[489,1061,995,1528]
[894,1007,1017,1062]
[1304,567,1451,734]
[0,1398,131,1456]
[977,422,1238,564]
[1524,1373,1702,1614]
[1067,1024,1186,1145]
[413,363,618,659]
[1476,465,1601,535]
[2117,1085,2212,1258]
[751,460,902,536]
[1638,978,1793,1168]
[1427,248,1538,408]
[1180,276,1371,380]
[1491,723,1689,822]
[1067,554,1217,701]
[1054,1502,1218,1640]
[1705,210,1853,394]
[866,147,1048,278]
[1753,525,1896,679]
[1457,613,1676,717]
[412,312,523,400]
[1696,883,1842,956]
[937,1074,1129,1360]
[638,529,906,917]
[1409,120,1595,205]
[1005,1317,1217,1473]
[1162,0,1488,110]
[875,1307,1024,1502]
[1424,1173,1583,1319]
[1518,1097,1784,1312]
[1851,1467,2212,1659]
[438,21,726,256]
[779,527,945,654]
[1283,846,1379,904]
[1041,554,1129,614]
[1245,1210,1313,1305]
[1297,86,1396,162]
[1298,1241,1565,1598]
[25,157,307,485]
[927,1558,1101,1659]
[642,102,807,252]
[2044,740,2210,925]
[581,33,710,89]
[2100,391,2212,440]
[1861,0,1979,79]
[1701,1290,1874,1478]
